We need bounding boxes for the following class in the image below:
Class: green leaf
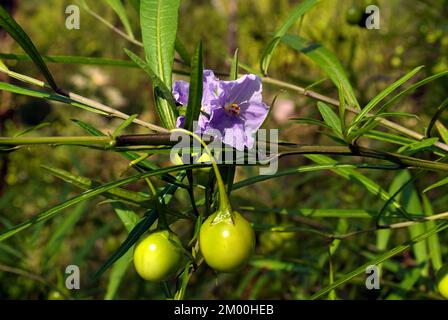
[103,0,135,39]
[397,138,439,156]
[0,82,108,115]
[72,119,180,186]
[260,0,320,75]
[426,98,448,138]
[290,117,331,128]
[14,122,52,137]
[233,162,401,191]
[71,119,105,136]
[124,48,178,127]
[230,48,239,81]
[43,202,88,267]
[436,121,448,144]
[113,114,138,138]
[310,222,448,299]
[423,176,448,193]
[317,102,343,139]
[0,59,8,70]
[240,206,400,219]
[0,53,139,68]
[376,70,448,116]
[0,164,198,242]
[305,154,408,217]
[105,202,140,300]
[281,34,359,109]
[0,5,58,90]
[350,66,424,129]
[105,249,132,299]
[184,42,203,132]
[41,165,151,207]
[364,130,415,146]
[398,170,428,276]
[111,203,140,233]
[422,195,443,272]
[175,37,191,66]
[140,0,180,90]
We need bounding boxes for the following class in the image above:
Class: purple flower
[173,70,220,132]
[176,115,185,128]
[173,81,189,106]
[173,71,269,151]
[207,74,269,151]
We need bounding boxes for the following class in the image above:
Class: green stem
[170,129,232,215]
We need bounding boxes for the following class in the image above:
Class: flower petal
[172,81,189,105]
[219,74,263,105]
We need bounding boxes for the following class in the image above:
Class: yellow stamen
[225,103,240,116]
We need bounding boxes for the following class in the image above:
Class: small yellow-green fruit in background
[47,290,65,300]
[133,230,183,282]
[436,265,448,299]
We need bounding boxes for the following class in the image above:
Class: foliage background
[0,0,447,299]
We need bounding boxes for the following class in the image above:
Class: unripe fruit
[47,290,64,300]
[345,6,363,25]
[436,265,448,299]
[199,211,255,272]
[133,230,183,282]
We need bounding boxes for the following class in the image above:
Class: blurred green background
[0,0,447,299]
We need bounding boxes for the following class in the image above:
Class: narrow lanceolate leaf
[43,202,88,269]
[0,53,139,68]
[0,59,8,70]
[397,138,439,156]
[305,154,408,217]
[103,0,135,39]
[350,66,424,128]
[426,98,448,138]
[397,170,428,277]
[0,164,198,242]
[41,165,151,207]
[422,195,443,272]
[175,37,191,66]
[140,0,180,90]
[105,203,140,300]
[105,249,133,299]
[0,5,58,90]
[113,114,139,138]
[0,82,108,115]
[436,121,448,144]
[124,48,178,127]
[310,222,448,299]
[260,0,320,75]
[376,70,448,115]
[317,102,343,139]
[423,176,448,193]
[281,34,359,109]
[184,42,203,132]
[230,48,239,81]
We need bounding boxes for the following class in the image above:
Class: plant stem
[0,136,110,145]
[61,90,168,133]
[170,129,232,215]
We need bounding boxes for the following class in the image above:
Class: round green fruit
[345,6,363,25]
[436,265,448,299]
[47,290,64,300]
[133,230,183,282]
[199,211,255,272]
